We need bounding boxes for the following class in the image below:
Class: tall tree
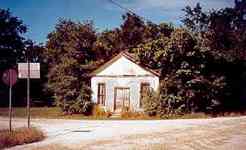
[0,8,27,70]
[182,2,246,61]
[120,13,146,49]
[135,29,226,114]
[93,29,123,60]
[45,19,97,113]
[182,1,246,110]
[0,8,27,107]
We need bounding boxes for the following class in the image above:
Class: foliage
[135,28,226,115]
[92,105,112,118]
[133,38,169,69]
[182,1,246,111]
[0,127,45,149]
[142,91,160,116]
[0,8,27,106]
[0,8,27,69]
[44,14,175,114]
[45,19,97,114]
[1,2,245,116]
[182,2,246,61]
[0,8,49,107]
[93,29,122,60]
[92,13,174,61]
[121,110,146,119]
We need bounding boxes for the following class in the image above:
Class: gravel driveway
[1,116,246,150]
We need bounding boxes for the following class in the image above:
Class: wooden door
[114,87,130,111]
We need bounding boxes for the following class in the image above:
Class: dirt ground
[1,116,246,150]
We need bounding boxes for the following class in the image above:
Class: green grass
[0,127,45,149]
[0,107,215,120]
[160,113,210,120]
[0,107,160,120]
[0,107,90,119]
[0,107,126,120]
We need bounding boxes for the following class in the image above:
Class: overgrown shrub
[142,91,160,116]
[159,73,226,115]
[92,105,112,118]
[120,107,150,119]
[0,127,45,149]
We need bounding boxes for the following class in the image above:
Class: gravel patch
[0,116,246,150]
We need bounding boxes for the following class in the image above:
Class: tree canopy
[0,8,27,70]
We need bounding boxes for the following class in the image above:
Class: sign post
[27,59,30,128]
[18,62,40,128]
[2,69,17,132]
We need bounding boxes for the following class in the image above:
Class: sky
[0,0,234,44]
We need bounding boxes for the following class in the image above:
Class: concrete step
[110,112,121,118]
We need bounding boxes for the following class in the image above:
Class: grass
[0,107,160,120]
[1,107,244,120]
[160,112,210,120]
[0,127,45,149]
[0,107,90,119]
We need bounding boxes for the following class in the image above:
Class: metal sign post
[2,69,17,132]
[27,58,30,128]
[9,72,12,132]
[18,62,40,128]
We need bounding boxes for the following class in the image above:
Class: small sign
[2,69,17,86]
[18,63,40,79]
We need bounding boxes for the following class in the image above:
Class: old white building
[91,52,160,112]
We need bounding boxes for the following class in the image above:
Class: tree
[93,29,123,60]
[0,8,28,107]
[135,28,226,115]
[182,1,246,111]
[45,19,97,113]
[182,2,246,61]
[120,13,146,49]
[0,8,27,70]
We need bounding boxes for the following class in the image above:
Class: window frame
[140,82,150,108]
[97,83,106,105]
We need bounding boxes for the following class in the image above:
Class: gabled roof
[91,51,160,77]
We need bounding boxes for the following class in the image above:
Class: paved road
[1,116,246,150]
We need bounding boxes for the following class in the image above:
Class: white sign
[18,63,40,79]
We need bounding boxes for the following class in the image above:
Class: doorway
[114,87,130,111]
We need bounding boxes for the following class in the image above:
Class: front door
[114,87,130,112]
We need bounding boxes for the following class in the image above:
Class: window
[140,83,150,108]
[97,83,106,105]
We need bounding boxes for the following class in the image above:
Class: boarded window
[97,83,106,105]
[140,83,150,108]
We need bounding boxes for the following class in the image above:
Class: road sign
[2,69,17,86]
[1,69,17,132]
[18,63,40,79]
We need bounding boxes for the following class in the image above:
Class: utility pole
[27,49,31,128]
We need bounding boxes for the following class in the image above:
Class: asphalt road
[1,116,246,150]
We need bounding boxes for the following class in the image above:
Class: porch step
[110,112,121,119]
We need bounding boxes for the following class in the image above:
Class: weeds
[0,127,45,149]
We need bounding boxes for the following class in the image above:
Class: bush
[0,127,45,149]
[92,105,112,118]
[120,107,151,119]
[159,74,226,115]
[142,91,160,116]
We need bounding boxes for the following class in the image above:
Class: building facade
[91,52,160,112]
